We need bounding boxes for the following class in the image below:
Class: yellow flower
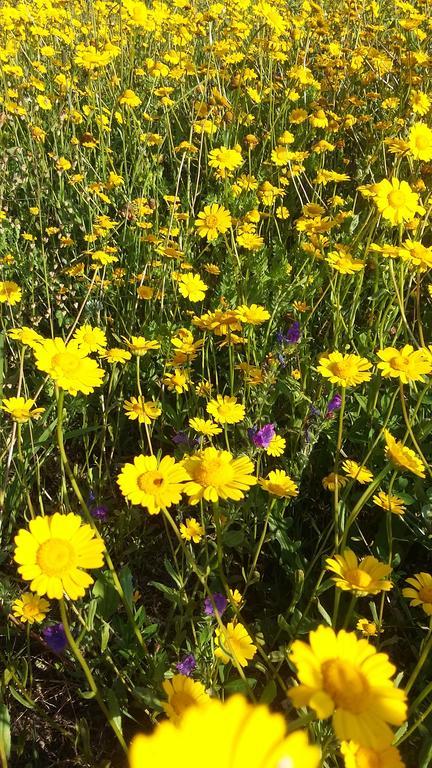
[325,550,392,596]
[129,695,320,768]
[322,473,348,491]
[206,395,245,424]
[73,324,107,354]
[317,351,372,388]
[236,231,264,251]
[180,517,205,543]
[342,460,373,484]
[235,304,270,325]
[0,281,22,305]
[117,454,189,514]
[208,147,243,173]
[259,469,298,498]
[410,90,431,116]
[384,430,425,477]
[123,396,161,424]
[215,622,257,667]
[12,592,50,624]
[2,396,45,423]
[119,88,142,107]
[100,347,132,364]
[288,626,407,749]
[178,273,208,302]
[356,619,379,638]
[162,675,209,724]
[123,336,160,356]
[182,447,256,504]
[265,434,286,457]
[189,417,222,436]
[34,338,105,396]
[326,250,365,275]
[14,513,104,600]
[137,285,154,300]
[408,122,432,161]
[376,345,431,384]
[374,177,423,225]
[341,741,405,768]
[163,368,190,393]
[36,94,52,110]
[8,326,43,349]
[403,572,432,615]
[372,491,406,516]
[194,203,232,241]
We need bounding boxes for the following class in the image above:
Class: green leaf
[0,700,11,759]
[259,679,277,705]
[223,677,257,694]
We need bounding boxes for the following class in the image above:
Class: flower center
[194,458,234,487]
[52,351,79,374]
[355,747,381,768]
[205,214,219,228]
[170,691,199,717]
[331,360,356,379]
[418,586,432,603]
[321,658,370,713]
[390,355,411,371]
[345,568,372,589]
[415,134,430,150]
[37,539,75,576]
[388,190,406,208]
[137,471,164,493]
[23,602,40,617]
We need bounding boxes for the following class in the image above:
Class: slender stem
[59,598,128,755]
[399,382,432,478]
[245,499,276,592]
[333,387,346,550]
[405,623,432,694]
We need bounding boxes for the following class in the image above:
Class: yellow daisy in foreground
[1,396,45,423]
[34,338,105,396]
[325,550,392,596]
[123,396,161,424]
[341,740,405,768]
[162,674,210,724]
[376,345,431,384]
[373,491,406,516]
[117,454,189,514]
[214,622,257,667]
[178,273,208,302]
[0,280,22,305]
[129,695,320,768]
[374,177,423,225]
[180,517,205,543]
[14,513,104,600]
[194,203,232,241]
[259,469,298,498]
[288,626,407,749]
[12,592,50,624]
[206,395,245,424]
[384,430,425,477]
[182,447,256,504]
[342,460,373,484]
[317,351,372,388]
[403,572,432,615]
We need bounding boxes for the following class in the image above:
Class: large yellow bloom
[374,177,423,225]
[259,469,298,497]
[206,395,245,424]
[194,203,232,241]
[129,695,320,768]
[376,345,431,384]
[341,741,405,768]
[325,550,392,596]
[215,622,257,667]
[182,447,256,504]
[317,351,372,387]
[14,513,104,600]
[408,122,432,161]
[34,338,105,395]
[117,454,189,514]
[384,430,425,477]
[162,675,210,724]
[403,572,432,615]
[288,626,407,749]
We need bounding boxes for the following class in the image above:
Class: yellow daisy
[117,454,189,514]
[384,430,425,477]
[162,675,210,724]
[34,338,105,396]
[12,592,50,624]
[342,460,373,484]
[325,549,392,596]
[403,572,432,615]
[317,351,372,387]
[0,280,22,305]
[123,396,161,424]
[182,447,256,504]
[374,177,423,225]
[265,434,286,457]
[408,122,432,161]
[73,324,107,354]
[376,345,431,384]
[180,517,205,543]
[259,469,298,497]
[341,741,405,768]
[372,491,406,516]
[194,203,232,241]
[214,622,257,667]
[322,473,348,491]
[189,417,222,436]
[1,396,45,423]
[206,395,245,424]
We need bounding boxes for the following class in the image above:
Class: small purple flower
[204,592,227,617]
[309,405,321,418]
[90,504,109,521]
[43,623,67,654]
[250,423,275,449]
[176,654,196,676]
[326,394,342,416]
[285,321,301,344]
[172,430,189,445]
[276,331,285,344]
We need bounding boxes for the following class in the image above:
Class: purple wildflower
[250,423,275,449]
[172,430,189,445]
[204,592,227,617]
[285,321,301,344]
[176,654,196,676]
[43,624,67,654]
[326,394,342,417]
[90,504,109,521]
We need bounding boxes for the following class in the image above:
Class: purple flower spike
[326,394,342,415]
[43,624,68,654]
[285,321,301,344]
[251,423,275,449]
[204,592,227,617]
[176,654,196,676]
[90,504,109,521]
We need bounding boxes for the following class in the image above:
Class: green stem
[333,387,346,550]
[59,598,128,756]
[245,499,276,592]
[399,382,432,478]
[405,623,432,694]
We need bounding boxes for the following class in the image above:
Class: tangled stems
[55,387,149,656]
[59,598,128,756]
